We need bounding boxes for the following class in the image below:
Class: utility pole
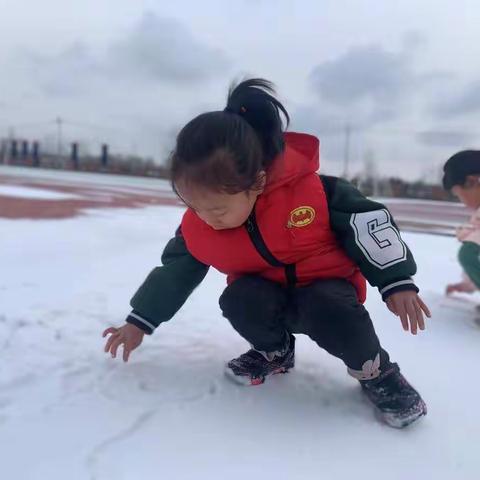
[343,124,351,179]
[56,117,63,157]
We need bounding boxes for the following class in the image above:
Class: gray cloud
[21,12,230,96]
[106,13,229,84]
[291,105,346,136]
[416,130,475,147]
[310,45,412,106]
[432,80,480,118]
[23,42,98,96]
[308,40,449,126]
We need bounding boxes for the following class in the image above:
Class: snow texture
[1,176,479,479]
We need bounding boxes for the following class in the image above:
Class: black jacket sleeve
[126,227,209,334]
[321,175,419,301]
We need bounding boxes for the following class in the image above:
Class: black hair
[442,150,480,190]
[170,78,290,194]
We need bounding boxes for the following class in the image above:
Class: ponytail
[171,77,290,194]
[224,78,289,167]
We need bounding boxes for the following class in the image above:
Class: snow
[373,196,460,207]
[0,165,174,195]
[2,201,480,479]
[0,185,83,200]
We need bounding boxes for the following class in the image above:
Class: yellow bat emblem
[288,206,316,228]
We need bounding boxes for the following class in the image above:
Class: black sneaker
[225,335,295,386]
[361,363,427,428]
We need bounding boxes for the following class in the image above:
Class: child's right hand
[102,323,145,362]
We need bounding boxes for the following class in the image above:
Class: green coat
[127,176,418,334]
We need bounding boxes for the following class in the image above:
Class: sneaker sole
[224,366,292,386]
[375,399,427,429]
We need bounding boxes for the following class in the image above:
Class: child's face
[176,182,264,230]
[452,176,480,209]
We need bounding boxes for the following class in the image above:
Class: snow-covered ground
[0,165,175,195]
[2,200,480,479]
[0,185,83,200]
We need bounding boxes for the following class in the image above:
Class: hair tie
[224,105,247,115]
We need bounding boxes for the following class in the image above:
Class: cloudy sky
[1,0,479,179]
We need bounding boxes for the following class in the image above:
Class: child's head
[443,150,480,209]
[170,78,289,230]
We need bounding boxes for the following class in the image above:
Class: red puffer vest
[181,132,367,302]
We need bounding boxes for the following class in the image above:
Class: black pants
[219,276,391,380]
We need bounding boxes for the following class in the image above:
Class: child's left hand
[385,291,431,335]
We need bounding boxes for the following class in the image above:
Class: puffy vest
[181,132,367,302]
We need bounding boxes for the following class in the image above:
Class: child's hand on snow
[385,291,431,335]
[102,323,145,362]
[446,281,476,295]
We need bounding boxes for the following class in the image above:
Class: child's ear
[256,170,267,192]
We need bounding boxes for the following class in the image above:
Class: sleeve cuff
[379,279,419,301]
[126,310,157,335]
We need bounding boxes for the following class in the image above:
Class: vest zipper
[245,208,297,287]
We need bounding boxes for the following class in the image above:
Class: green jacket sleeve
[126,227,209,334]
[320,175,419,301]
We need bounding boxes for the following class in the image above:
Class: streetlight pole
[56,117,63,157]
[343,123,351,179]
